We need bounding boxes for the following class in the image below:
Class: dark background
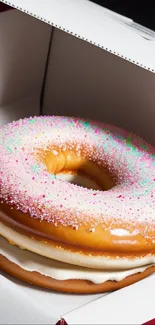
[90,0,155,31]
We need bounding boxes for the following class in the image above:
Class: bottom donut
[0,236,155,294]
[1,254,155,294]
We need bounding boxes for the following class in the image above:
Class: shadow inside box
[1,268,69,325]
[0,269,110,324]
[0,3,13,12]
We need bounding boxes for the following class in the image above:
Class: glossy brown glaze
[0,149,155,255]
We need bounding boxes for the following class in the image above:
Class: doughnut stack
[0,116,154,293]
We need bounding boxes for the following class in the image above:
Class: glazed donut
[0,116,155,293]
[1,236,155,294]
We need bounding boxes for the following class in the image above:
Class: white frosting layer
[1,236,154,284]
[0,222,155,270]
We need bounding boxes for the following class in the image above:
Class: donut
[0,115,155,294]
[0,236,155,294]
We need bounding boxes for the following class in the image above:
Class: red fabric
[55,319,68,325]
[55,317,155,325]
[143,319,155,325]
[0,3,13,12]
[56,318,155,325]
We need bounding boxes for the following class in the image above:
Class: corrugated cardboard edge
[0,0,155,73]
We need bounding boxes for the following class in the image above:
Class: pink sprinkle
[0,115,154,238]
[95,129,99,134]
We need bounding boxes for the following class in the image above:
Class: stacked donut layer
[0,116,154,293]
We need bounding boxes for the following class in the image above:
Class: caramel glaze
[0,203,154,258]
[0,149,155,258]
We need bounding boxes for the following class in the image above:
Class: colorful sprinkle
[0,115,154,242]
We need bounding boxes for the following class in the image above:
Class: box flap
[1,0,155,72]
[64,275,155,324]
[0,273,105,324]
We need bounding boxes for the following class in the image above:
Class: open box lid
[1,0,155,72]
[0,2,155,325]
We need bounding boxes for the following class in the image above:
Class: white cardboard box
[0,1,155,324]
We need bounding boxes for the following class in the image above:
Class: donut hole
[41,149,114,191]
[57,171,102,190]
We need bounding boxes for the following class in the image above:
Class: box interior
[0,2,155,325]
[43,27,155,145]
[64,275,155,324]
[0,9,51,125]
[1,8,155,145]
[0,272,107,324]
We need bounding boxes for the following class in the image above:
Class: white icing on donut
[0,116,155,248]
[0,236,154,284]
[1,222,155,270]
